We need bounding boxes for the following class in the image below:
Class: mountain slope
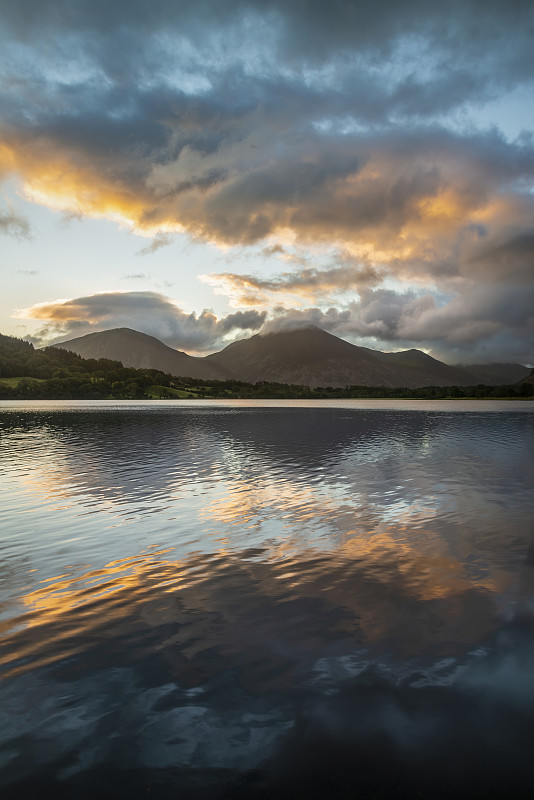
[373,348,478,387]
[53,328,230,380]
[458,363,531,385]
[206,326,479,388]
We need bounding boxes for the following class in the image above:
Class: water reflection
[0,403,533,796]
[0,545,500,680]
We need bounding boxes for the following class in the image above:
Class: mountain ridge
[205,326,481,388]
[53,326,530,388]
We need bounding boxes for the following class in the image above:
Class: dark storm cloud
[466,229,534,283]
[218,309,268,334]
[2,1,533,82]
[20,291,267,351]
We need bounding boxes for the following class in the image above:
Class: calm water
[1,400,534,798]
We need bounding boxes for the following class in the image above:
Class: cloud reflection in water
[0,404,533,796]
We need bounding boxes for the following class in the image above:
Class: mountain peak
[259,322,323,336]
[53,327,228,380]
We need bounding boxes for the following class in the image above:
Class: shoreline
[2,397,534,412]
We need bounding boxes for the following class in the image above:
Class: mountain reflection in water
[0,402,533,798]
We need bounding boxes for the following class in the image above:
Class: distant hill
[459,363,531,385]
[372,348,476,388]
[520,368,534,385]
[53,325,529,388]
[53,328,229,381]
[206,326,480,388]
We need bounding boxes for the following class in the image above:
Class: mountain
[53,325,527,388]
[372,348,477,387]
[206,325,397,387]
[53,328,229,380]
[458,363,531,385]
[205,325,479,388]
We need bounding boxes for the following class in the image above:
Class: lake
[1,399,534,798]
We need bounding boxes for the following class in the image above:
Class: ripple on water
[0,404,533,796]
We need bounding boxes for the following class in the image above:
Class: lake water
[1,400,534,798]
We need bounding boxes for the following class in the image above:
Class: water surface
[1,400,533,798]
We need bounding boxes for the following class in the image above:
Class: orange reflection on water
[18,549,177,621]
[0,511,509,683]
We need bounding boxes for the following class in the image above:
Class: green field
[0,376,46,388]
[145,384,201,399]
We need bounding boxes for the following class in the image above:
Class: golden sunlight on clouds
[0,134,509,271]
[1,140,180,237]
[417,191,463,224]
[14,298,79,321]
[23,175,181,238]
[0,142,17,176]
[199,272,302,309]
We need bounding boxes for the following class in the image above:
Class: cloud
[17,291,267,352]
[14,283,533,364]
[0,2,533,260]
[261,244,286,258]
[136,232,174,256]
[202,258,383,306]
[259,283,534,364]
[2,105,533,291]
[0,205,32,239]
[464,228,534,284]
[1,1,533,93]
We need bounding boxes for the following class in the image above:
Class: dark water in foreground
[1,400,534,798]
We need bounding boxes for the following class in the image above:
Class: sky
[1,0,534,364]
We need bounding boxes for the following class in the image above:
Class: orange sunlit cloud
[3,132,529,278]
